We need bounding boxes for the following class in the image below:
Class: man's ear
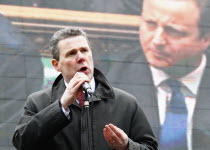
[52,59,61,72]
[201,33,210,49]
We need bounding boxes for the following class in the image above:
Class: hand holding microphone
[60,72,91,109]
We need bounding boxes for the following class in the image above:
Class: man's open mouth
[79,66,88,72]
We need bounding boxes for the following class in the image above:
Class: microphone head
[86,88,93,95]
[82,82,90,89]
[82,82,93,95]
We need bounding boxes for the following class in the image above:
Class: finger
[68,73,90,92]
[103,126,114,141]
[103,128,110,141]
[63,74,88,99]
[103,127,117,147]
[76,72,90,82]
[69,72,90,86]
[109,124,125,139]
[104,125,121,142]
[108,124,129,147]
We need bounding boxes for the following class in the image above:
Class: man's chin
[149,60,171,69]
[87,73,94,80]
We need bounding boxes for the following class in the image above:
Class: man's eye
[69,51,76,56]
[165,26,188,38]
[81,48,88,53]
[146,21,157,28]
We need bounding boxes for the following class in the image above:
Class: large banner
[0,1,140,149]
[1,0,210,149]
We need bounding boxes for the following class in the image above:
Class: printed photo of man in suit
[107,0,210,149]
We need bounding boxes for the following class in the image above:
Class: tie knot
[165,79,187,113]
[165,79,184,94]
[165,79,182,89]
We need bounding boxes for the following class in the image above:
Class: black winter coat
[13,68,158,150]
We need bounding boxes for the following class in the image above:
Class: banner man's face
[139,0,210,69]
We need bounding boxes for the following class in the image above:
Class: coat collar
[50,68,115,103]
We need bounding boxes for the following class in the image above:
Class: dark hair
[49,27,88,61]
[196,0,210,37]
[140,0,210,37]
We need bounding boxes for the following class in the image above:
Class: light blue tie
[160,79,188,150]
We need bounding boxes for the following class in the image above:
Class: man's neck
[159,55,203,78]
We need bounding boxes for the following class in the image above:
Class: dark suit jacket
[107,51,210,149]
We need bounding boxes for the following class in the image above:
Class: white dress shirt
[150,55,206,150]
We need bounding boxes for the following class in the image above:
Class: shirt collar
[64,77,96,92]
[180,55,206,95]
[150,66,169,87]
[150,55,206,95]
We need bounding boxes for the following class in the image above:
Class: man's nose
[77,51,85,63]
[152,27,166,46]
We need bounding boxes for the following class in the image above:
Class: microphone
[82,82,93,95]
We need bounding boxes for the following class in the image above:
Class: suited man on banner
[107,0,210,149]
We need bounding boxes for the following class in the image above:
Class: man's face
[52,35,94,83]
[139,0,210,69]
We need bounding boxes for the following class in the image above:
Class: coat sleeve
[128,101,158,150]
[12,94,71,150]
